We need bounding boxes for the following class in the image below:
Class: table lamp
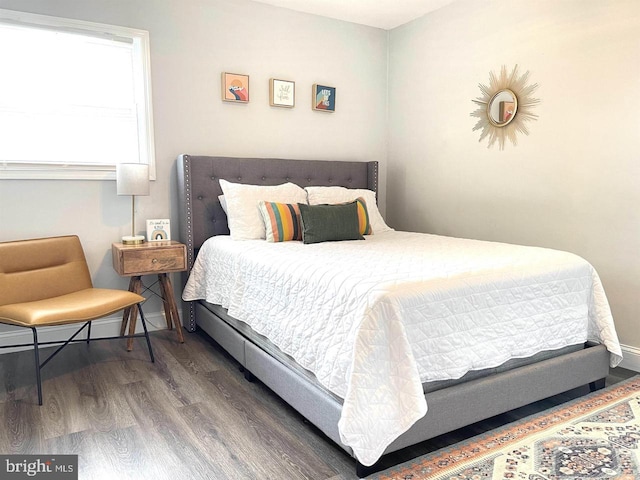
[116,163,150,245]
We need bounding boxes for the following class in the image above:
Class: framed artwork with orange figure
[222,72,249,103]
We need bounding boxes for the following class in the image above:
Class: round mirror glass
[487,89,518,127]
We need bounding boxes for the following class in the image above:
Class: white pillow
[305,186,393,233]
[218,195,227,214]
[219,180,308,240]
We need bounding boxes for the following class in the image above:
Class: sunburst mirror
[471,65,540,150]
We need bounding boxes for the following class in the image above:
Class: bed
[176,154,622,476]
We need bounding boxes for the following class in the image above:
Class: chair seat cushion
[0,289,144,327]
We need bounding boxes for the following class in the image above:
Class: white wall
[2,0,638,369]
[387,0,640,366]
[0,0,388,338]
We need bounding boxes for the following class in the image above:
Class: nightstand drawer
[112,242,187,276]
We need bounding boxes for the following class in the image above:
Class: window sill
[0,163,156,181]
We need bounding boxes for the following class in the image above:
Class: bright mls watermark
[0,455,77,479]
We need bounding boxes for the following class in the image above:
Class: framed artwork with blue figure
[222,72,249,103]
[312,84,335,112]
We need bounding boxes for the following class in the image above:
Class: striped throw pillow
[258,201,303,242]
[355,197,372,235]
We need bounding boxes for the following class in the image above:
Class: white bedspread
[182,231,622,466]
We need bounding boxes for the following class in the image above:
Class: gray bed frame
[176,154,609,476]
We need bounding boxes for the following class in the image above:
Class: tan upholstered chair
[0,235,154,405]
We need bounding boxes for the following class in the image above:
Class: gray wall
[0,0,388,336]
[387,0,640,366]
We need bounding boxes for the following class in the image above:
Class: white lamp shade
[116,163,150,196]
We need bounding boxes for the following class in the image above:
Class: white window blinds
[0,10,155,180]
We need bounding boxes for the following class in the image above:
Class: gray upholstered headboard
[176,154,378,330]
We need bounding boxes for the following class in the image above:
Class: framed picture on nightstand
[147,219,170,241]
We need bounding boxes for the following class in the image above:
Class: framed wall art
[222,72,249,103]
[312,84,336,112]
[270,78,295,108]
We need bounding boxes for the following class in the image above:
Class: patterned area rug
[371,377,640,480]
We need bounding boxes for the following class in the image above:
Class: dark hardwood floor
[0,329,635,479]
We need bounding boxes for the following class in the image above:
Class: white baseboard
[1,317,638,374]
[619,344,640,372]
[0,312,166,354]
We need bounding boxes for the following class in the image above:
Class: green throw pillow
[299,201,364,244]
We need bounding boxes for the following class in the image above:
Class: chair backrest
[0,235,93,307]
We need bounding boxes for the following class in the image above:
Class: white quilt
[182,231,622,466]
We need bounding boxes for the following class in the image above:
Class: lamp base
[122,235,145,245]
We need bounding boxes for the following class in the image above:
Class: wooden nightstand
[112,240,187,350]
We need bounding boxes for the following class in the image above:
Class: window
[0,9,155,180]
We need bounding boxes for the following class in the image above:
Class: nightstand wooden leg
[159,273,185,344]
[126,276,142,351]
[120,277,137,336]
[158,274,173,329]
[120,309,130,336]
